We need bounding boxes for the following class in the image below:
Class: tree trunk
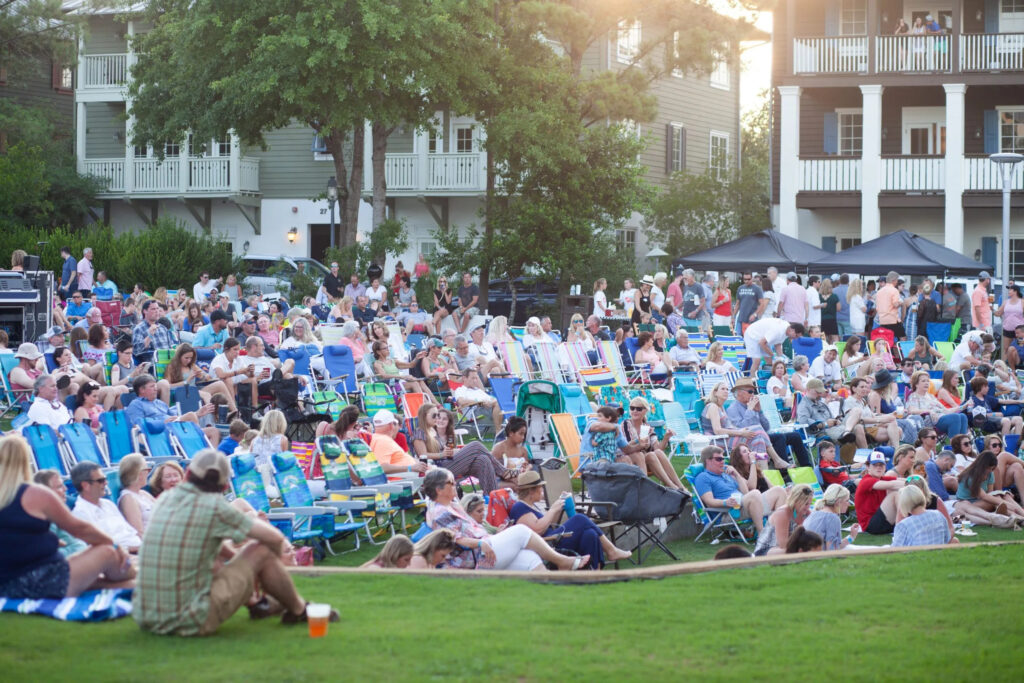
[326,132,349,249]
[371,122,392,230]
[341,125,365,247]
[508,280,517,327]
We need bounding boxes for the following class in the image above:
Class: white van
[241,255,330,295]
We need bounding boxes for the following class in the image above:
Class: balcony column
[785,0,795,76]
[75,102,86,174]
[867,0,879,74]
[777,86,802,238]
[859,84,884,242]
[363,120,373,193]
[951,0,962,73]
[126,20,135,72]
[124,108,135,194]
[229,132,240,193]
[178,133,190,194]
[944,83,967,252]
[416,125,430,193]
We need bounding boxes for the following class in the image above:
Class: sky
[740,10,773,113]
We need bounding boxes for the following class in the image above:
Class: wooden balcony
[83,156,260,196]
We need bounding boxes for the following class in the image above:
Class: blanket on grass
[0,588,132,621]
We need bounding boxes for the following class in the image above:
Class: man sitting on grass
[133,450,338,636]
[692,444,769,535]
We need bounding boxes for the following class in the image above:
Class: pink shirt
[778,282,807,324]
[972,285,991,327]
[1001,297,1024,333]
[666,281,683,308]
[875,285,901,325]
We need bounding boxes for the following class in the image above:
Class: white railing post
[178,135,189,195]
[124,110,135,194]
[229,133,240,193]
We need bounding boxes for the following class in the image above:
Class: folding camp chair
[533,343,565,383]
[496,340,532,380]
[277,347,317,391]
[791,337,823,364]
[561,341,595,384]
[132,421,179,459]
[318,324,346,347]
[168,421,212,459]
[362,382,399,420]
[661,402,717,465]
[672,371,700,422]
[549,413,587,476]
[342,441,420,530]
[762,469,786,488]
[559,383,593,432]
[315,436,405,541]
[59,423,108,467]
[99,411,135,464]
[24,424,69,475]
[445,377,489,440]
[310,390,348,421]
[683,463,753,544]
[322,344,358,397]
[596,341,630,386]
[698,371,740,397]
[400,392,427,434]
[788,466,824,503]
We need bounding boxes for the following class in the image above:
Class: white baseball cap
[372,409,399,427]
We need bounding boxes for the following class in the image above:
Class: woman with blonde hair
[846,278,867,335]
[803,483,859,550]
[362,534,415,569]
[0,435,135,598]
[892,483,952,546]
[117,453,156,535]
[249,409,289,496]
[328,295,354,323]
[408,528,459,569]
[704,341,737,374]
[487,315,515,346]
[765,358,793,409]
[619,396,685,490]
[754,484,815,556]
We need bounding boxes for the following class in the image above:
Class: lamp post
[326,176,338,250]
[990,153,1024,297]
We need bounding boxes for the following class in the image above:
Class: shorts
[864,507,894,535]
[200,553,258,636]
[822,319,838,336]
[1003,329,1016,340]
[0,558,70,599]
[460,306,480,318]
[880,323,906,339]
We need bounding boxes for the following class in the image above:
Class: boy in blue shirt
[218,419,249,456]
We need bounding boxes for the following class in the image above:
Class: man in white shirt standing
[766,266,787,294]
[70,462,142,551]
[806,275,822,329]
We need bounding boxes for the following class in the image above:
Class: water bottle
[562,492,576,518]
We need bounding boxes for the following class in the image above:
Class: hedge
[0,219,243,292]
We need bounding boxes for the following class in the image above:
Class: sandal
[570,554,591,571]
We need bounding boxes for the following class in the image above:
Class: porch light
[287,227,298,244]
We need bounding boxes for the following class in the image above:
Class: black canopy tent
[808,230,985,276]
[672,229,831,272]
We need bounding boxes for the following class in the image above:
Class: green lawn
[2,544,1022,681]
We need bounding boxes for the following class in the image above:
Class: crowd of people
[2,247,1022,636]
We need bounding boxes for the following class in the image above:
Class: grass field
[2,543,1023,682]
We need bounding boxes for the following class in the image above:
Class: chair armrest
[312,500,368,514]
[266,512,296,522]
[278,506,336,516]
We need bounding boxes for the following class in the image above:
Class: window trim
[52,60,73,94]
[616,19,641,64]
[709,46,731,91]
[836,107,864,157]
[839,0,868,36]
[996,106,1024,154]
[668,123,686,174]
[709,130,730,181]
[616,228,637,255]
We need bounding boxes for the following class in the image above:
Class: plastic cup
[563,494,576,518]
[307,603,331,638]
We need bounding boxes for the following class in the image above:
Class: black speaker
[23,254,40,271]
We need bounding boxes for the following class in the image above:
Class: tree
[128,0,486,246]
[0,101,106,227]
[0,0,80,79]
[644,88,771,258]
[463,0,749,307]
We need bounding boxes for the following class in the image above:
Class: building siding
[84,102,126,157]
[250,121,355,199]
[84,16,128,55]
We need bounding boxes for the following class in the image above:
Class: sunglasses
[630,406,646,412]
[87,478,107,485]
[711,456,726,462]
[923,434,938,440]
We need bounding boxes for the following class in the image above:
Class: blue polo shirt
[61,256,77,288]
[192,324,228,348]
[66,301,92,319]
[693,469,739,502]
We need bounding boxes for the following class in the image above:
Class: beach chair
[509,326,526,342]
[342,441,419,530]
[672,372,700,422]
[559,383,593,431]
[758,392,814,452]
[59,423,108,467]
[596,340,631,386]
[405,333,427,353]
[24,424,69,475]
[310,390,348,422]
[362,382,399,420]
[549,413,587,476]
[562,341,595,384]
[153,347,176,381]
[788,466,824,502]
[168,421,212,459]
[132,421,179,459]
[683,463,753,544]
[315,436,404,541]
[0,353,31,418]
[318,324,346,346]
[496,340,532,380]
[291,441,322,481]
[322,344,357,396]
[791,337,823,364]
[445,376,489,440]
[99,411,135,464]
[934,341,954,362]
[578,366,619,396]
[384,321,410,362]
[489,376,520,423]
[400,392,427,434]
[762,469,786,488]
[533,343,565,383]
[663,403,728,465]
[698,371,740,397]
[277,346,317,391]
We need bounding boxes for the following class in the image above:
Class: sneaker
[281,602,340,625]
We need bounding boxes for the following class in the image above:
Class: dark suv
[486,278,559,325]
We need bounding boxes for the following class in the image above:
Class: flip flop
[570,554,591,570]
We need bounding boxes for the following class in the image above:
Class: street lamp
[989,152,1024,297]
[326,176,338,250]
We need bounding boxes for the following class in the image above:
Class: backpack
[486,488,516,529]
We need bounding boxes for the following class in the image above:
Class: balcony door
[902,107,946,155]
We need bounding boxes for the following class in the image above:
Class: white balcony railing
[793,37,868,74]
[83,156,260,195]
[882,156,945,191]
[964,157,1024,191]
[384,154,419,190]
[427,153,482,190]
[961,33,1024,72]
[370,152,486,193]
[798,157,862,192]
[81,53,128,88]
[84,159,125,191]
[876,35,951,73]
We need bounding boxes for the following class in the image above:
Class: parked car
[241,255,330,295]
[486,277,559,325]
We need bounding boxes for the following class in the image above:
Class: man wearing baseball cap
[134,449,337,635]
[193,310,231,350]
[370,409,427,475]
[36,325,66,354]
[972,271,992,333]
[854,450,905,535]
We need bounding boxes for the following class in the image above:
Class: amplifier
[0,271,52,344]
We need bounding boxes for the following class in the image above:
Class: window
[840,0,867,35]
[667,124,686,173]
[134,145,149,158]
[710,47,730,90]
[839,237,862,251]
[616,19,641,63]
[1011,239,1024,280]
[420,241,438,257]
[1004,0,1024,12]
[164,141,180,157]
[671,32,682,77]
[616,228,637,255]
[428,131,440,153]
[837,109,863,156]
[999,109,1024,154]
[454,126,475,153]
[214,137,231,156]
[52,60,73,92]
[709,131,730,181]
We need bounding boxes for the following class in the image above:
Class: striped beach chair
[497,340,533,380]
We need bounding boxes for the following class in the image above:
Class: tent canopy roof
[672,229,831,272]
[808,230,985,276]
